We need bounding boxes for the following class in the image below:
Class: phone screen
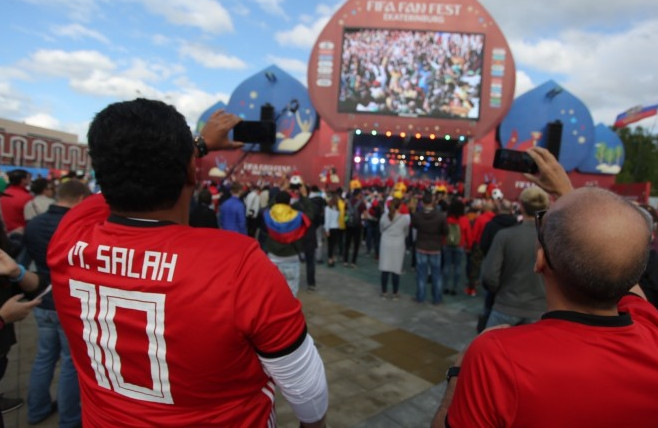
[493,149,538,174]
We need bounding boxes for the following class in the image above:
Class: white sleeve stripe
[259,334,328,424]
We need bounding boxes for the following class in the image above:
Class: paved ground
[1,248,482,427]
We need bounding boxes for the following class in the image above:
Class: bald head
[542,188,651,308]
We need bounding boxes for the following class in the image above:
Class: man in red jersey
[47,99,328,427]
[432,147,658,427]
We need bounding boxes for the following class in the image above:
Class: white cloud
[275,16,330,48]
[479,0,658,40]
[51,23,110,44]
[139,0,234,34]
[151,34,171,46]
[169,89,231,129]
[252,0,288,19]
[511,19,658,124]
[514,71,534,97]
[0,81,26,118]
[266,55,307,74]
[231,3,250,16]
[23,49,115,78]
[179,42,247,69]
[23,0,99,22]
[24,113,61,130]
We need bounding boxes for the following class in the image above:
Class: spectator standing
[364,193,383,260]
[263,188,312,296]
[23,178,55,222]
[466,200,495,296]
[24,179,90,427]
[324,193,340,267]
[46,100,327,427]
[308,186,326,264]
[433,147,658,427]
[412,193,448,304]
[477,199,518,332]
[343,190,365,267]
[442,199,472,295]
[244,184,261,237]
[298,185,320,291]
[481,187,550,327]
[1,169,32,233]
[189,188,219,228]
[379,198,410,300]
[336,189,347,258]
[218,181,247,234]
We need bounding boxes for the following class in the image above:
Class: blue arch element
[196,100,227,134]
[226,65,318,154]
[499,80,594,172]
[577,124,625,175]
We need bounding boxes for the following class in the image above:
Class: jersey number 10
[69,279,174,404]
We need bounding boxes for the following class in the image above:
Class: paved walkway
[1,249,482,427]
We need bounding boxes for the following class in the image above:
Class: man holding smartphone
[46,100,328,427]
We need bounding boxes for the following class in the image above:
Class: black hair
[197,188,212,206]
[87,99,194,212]
[447,198,465,218]
[30,178,50,195]
[8,169,28,186]
[275,191,291,205]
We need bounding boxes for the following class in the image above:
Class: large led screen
[338,28,485,121]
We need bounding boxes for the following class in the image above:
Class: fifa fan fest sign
[308,0,516,139]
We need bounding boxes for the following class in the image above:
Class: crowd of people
[0,98,656,426]
[339,29,483,119]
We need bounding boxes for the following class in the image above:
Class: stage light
[445,135,451,140]
[379,158,385,164]
[371,130,377,136]
[354,156,361,163]
[435,162,439,166]
[355,129,362,135]
[429,134,436,140]
[371,157,379,165]
[420,156,424,161]
[400,132,406,138]
[415,133,421,139]
[401,155,406,159]
[438,157,443,161]
[386,131,392,137]
[459,136,466,142]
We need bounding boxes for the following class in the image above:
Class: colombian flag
[264,203,310,244]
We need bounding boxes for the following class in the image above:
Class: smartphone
[233,121,276,145]
[33,284,52,301]
[493,149,538,174]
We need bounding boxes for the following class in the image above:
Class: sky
[2,0,658,143]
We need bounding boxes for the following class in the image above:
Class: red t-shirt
[472,211,495,245]
[448,294,658,427]
[1,185,32,231]
[48,194,306,426]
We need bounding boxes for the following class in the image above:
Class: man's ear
[534,246,546,274]
[186,156,197,186]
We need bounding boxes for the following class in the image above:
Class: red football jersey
[48,195,306,426]
[448,294,658,427]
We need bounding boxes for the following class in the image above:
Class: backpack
[345,200,361,227]
[446,222,461,247]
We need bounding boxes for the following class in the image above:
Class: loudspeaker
[545,120,563,160]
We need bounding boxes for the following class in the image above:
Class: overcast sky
[2,0,657,142]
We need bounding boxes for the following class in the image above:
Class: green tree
[595,143,607,163]
[615,126,658,195]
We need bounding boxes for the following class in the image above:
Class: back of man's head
[30,178,50,195]
[87,98,194,212]
[519,187,549,217]
[230,182,242,195]
[275,191,291,205]
[8,169,28,186]
[497,199,513,214]
[542,187,651,309]
[57,179,91,206]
